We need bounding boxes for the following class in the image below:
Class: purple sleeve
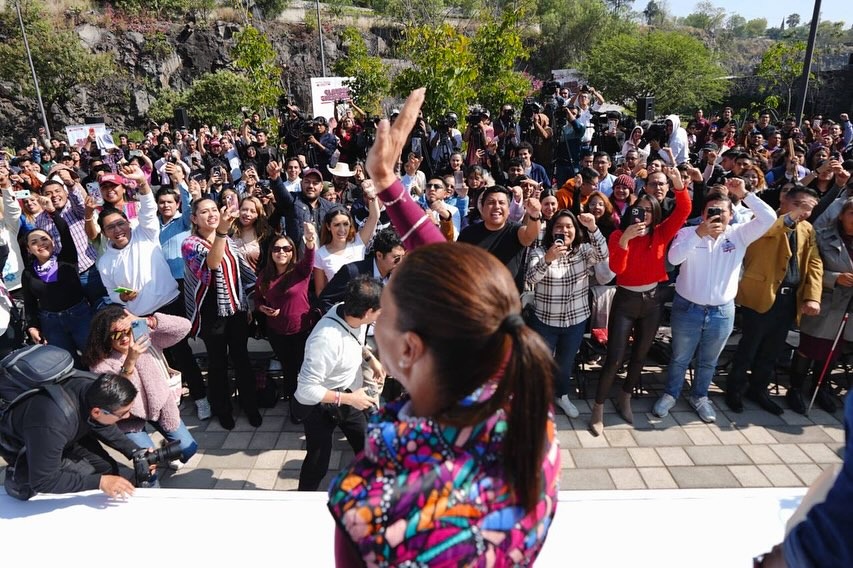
[378,179,444,249]
[182,236,211,284]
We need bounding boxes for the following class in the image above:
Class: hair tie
[501,313,525,334]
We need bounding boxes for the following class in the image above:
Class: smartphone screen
[130,319,149,342]
[411,138,422,157]
[453,171,464,191]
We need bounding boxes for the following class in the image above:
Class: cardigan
[89,312,189,434]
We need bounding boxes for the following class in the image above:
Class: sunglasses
[426,183,445,189]
[271,245,293,253]
[101,407,131,419]
[110,329,131,341]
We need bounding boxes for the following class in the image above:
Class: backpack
[0,344,78,455]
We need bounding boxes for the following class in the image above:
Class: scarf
[33,256,59,283]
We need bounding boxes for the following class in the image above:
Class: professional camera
[639,120,668,149]
[466,107,485,126]
[132,441,183,487]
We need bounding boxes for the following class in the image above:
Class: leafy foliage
[148,70,257,127]
[331,27,390,114]
[109,0,213,17]
[231,24,284,115]
[0,2,115,124]
[755,41,813,116]
[255,0,289,19]
[579,29,728,115]
[392,24,478,122]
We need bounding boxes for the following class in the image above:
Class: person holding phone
[526,210,608,418]
[589,168,691,435]
[82,305,198,471]
[653,179,776,423]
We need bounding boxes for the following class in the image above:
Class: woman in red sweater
[588,168,690,436]
[256,221,318,401]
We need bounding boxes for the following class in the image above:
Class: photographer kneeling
[1,373,145,500]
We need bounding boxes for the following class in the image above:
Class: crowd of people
[1,81,852,566]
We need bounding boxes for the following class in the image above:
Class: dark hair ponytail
[501,323,555,511]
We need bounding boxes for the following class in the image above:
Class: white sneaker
[195,397,212,421]
[167,460,184,470]
[556,395,579,418]
[689,395,717,423]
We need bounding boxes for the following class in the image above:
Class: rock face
[0,19,389,147]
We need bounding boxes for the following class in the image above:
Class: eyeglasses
[271,245,293,253]
[110,329,131,341]
[101,407,131,420]
[390,254,405,264]
[426,183,445,189]
[104,219,129,233]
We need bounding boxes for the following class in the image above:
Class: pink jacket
[90,313,190,433]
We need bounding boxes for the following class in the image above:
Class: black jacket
[4,377,140,495]
[271,176,337,246]
[317,258,375,313]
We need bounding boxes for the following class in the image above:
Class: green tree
[331,27,390,114]
[149,71,257,127]
[370,0,447,25]
[725,14,746,38]
[785,13,800,29]
[642,0,666,26]
[0,3,115,128]
[579,29,728,114]
[681,1,726,33]
[392,24,478,122]
[255,0,288,19]
[535,0,630,74]
[755,41,812,116]
[470,5,532,112]
[743,18,767,38]
[231,24,283,116]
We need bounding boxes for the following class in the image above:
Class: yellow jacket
[736,215,823,322]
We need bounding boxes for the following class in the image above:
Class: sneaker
[689,395,716,423]
[167,460,184,471]
[652,393,677,418]
[555,395,579,418]
[195,397,212,421]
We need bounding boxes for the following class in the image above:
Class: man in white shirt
[283,157,302,193]
[294,275,384,491]
[653,178,776,423]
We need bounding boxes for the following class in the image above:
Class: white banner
[310,77,353,123]
[64,123,118,150]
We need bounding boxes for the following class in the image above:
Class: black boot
[812,384,837,413]
[786,353,811,415]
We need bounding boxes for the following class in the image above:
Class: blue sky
[664,0,849,27]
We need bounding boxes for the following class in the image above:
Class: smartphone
[628,206,645,226]
[554,236,565,246]
[453,170,464,192]
[129,150,142,158]
[225,193,235,209]
[114,286,135,294]
[86,181,104,206]
[13,190,30,199]
[707,206,722,219]
[130,319,149,342]
[411,137,422,157]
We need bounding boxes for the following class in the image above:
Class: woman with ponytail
[326,88,560,566]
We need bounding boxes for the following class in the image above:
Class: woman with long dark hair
[83,305,197,465]
[588,167,691,435]
[256,223,317,400]
[182,197,259,430]
[327,88,559,566]
[526,209,608,418]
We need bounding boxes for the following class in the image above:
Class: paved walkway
[2,366,846,494]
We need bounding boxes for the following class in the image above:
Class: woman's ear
[398,330,426,370]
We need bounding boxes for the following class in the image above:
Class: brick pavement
[1,366,846,494]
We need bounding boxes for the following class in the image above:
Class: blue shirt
[158,182,192,280]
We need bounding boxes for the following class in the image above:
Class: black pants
[151,291,207,401]
[297,402,366,491]
[727,292,797,394]
[199,312,257,417]
[267,331,309,398]
[595,286,662,404]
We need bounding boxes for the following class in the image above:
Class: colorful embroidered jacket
[328,383,560,567]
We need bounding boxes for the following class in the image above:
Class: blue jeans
[125,419,198,463]
[529,313,587,397]
[665,293,735,399]
[39,300,93,361]
[78,264,109,310]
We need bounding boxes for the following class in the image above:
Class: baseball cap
[302,167,323,180]
[99,173,129,186]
